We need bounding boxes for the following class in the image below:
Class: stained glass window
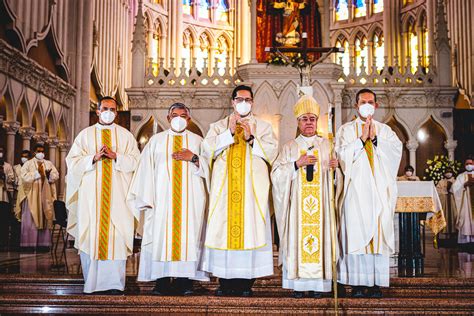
[354,0,366,18]
[183,0,192,15]
[182,30,193,71]
[355,36,368,74]
[198,0,210,19]
[216,0,229,23]
[216,36,229,75]
[335,0,349,21]
[373,34,384,71]
[335,39,350,75]
[196,34,210,71]
[409,27,418,73]
[373,0,383,13]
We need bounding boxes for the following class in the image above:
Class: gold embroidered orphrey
[299,148,323,264]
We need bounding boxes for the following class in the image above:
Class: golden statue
[273,0,307,46]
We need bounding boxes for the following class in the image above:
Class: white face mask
[358,103,375,118]
[445,173,453,179]
[35,152,45,160]
[21,157,28,164]
[100,110,116,124]
[466,164,474,172]
[0,153,3,158]
[236,101,252,116]
[405,171,413,177]
[170,116,188,133]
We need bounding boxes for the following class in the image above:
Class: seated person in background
[397,165,420,181]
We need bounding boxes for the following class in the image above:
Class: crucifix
[265,32,344,96]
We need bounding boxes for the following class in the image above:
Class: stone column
[406,139,419,173]
[46,137,59,167]
[58,142,69,201]
[444,139,457,161]
[250,0,257,63]
[19,127,35,150]
[2,121,20,164]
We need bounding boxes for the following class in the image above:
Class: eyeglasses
[234,97,253,103]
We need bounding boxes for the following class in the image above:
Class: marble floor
[0,232,472,279]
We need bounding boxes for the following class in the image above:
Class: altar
[396,181,446,277]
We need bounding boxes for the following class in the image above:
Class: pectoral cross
[265,33,343,95]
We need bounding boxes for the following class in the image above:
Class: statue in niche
[272,0,307,46]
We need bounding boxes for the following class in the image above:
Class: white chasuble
[202,115,278,250]
[200,115,277,279]
[127,130,209,280]
[66,123,140,261]
[272,135,334,287]
[335,118,401,287]
[452,171,474,243]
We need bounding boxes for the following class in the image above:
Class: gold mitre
[293,94,320,118]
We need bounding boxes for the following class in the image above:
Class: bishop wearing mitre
[272,95,339,298]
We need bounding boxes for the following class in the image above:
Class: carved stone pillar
[2,121,20,164]
[33,132,48,146]
[250,0,257,63]
[19,127,35,150]
[58,142,69,201]
[444,139,457,161]
[46,137,59,167]
[406,139,419,173]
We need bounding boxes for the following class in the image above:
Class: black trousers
[219,278,255,291]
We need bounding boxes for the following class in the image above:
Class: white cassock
[66,123,140,293]
[451,171,474,244]
[272,135,335,292]
[201,114,278,279]
[128,129,209,282]
[335,118,402,287]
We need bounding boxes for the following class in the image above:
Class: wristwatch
[191,154,199,164]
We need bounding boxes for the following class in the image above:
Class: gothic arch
[401,13,416,33]
[199,30,215,48]
[45,112,57,137]
[32,106,45,133]
[253,81,279,115]
[330,29,350,46]
[349,28,367,44]
[0,88,15,122]
[414,112,450,138]
[155,15,168,36]
[57,116,68,142]
[367,23,383,41]
[415,6,427,27]
[16,99,30,127]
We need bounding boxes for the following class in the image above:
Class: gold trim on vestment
[299,148,323,265]
[227,126,246,250]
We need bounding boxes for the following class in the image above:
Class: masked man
[128,103,209,296]
[272,95,339,298]
[335,88,402,298]
[201,85,278,297]
[66,96,140,294]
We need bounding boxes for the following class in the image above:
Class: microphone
[306,145,315,182]
[306,165,314,182]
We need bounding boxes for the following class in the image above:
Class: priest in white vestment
[335,88,402,298]
[436,169,457,239]
[272,95,339,298]
[201,85,278,297]
[451,158,474,246]
[16,144,59,251]
[128,103,209,296]
[66,97,140,294]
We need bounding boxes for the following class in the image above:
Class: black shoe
[152,277,171,295]
[105,289,124,295]
[293,291,304,298]
[337,283,347,298]
[351,286,366,298]
[308,291,322,298]
[367,285,383,298]
[241,289,253,297]
[215,286,232,296]
[174,278,194,296]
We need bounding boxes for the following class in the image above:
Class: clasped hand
[229,113,254,141]
[361,115,376,142]
[93,145,117,163]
